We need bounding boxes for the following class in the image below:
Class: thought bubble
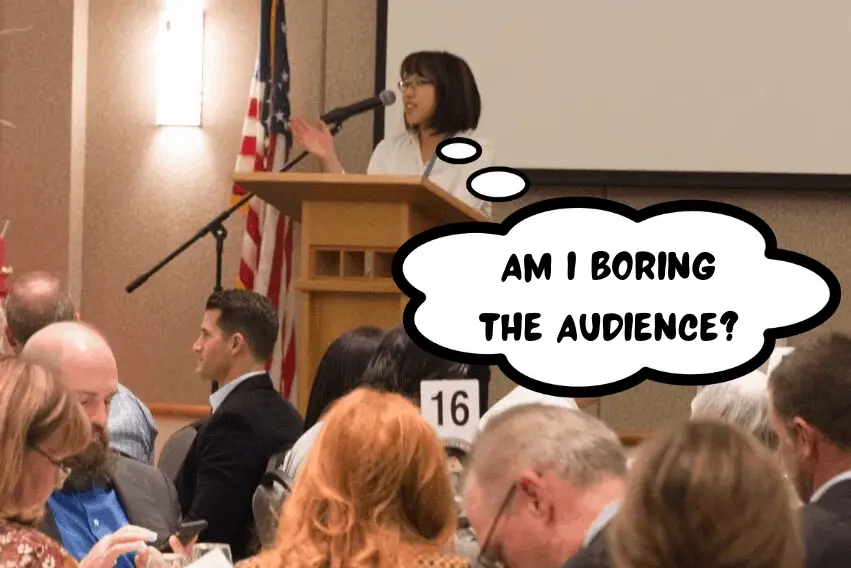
[467,167,530,201]
[392,197,841,397]
[435,136,531,202]
[436,137,482,164]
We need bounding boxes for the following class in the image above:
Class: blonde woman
[0,356,91,568]
[609,420,804,568]
[241,387,465,568]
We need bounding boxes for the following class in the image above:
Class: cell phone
[157,520,208,551]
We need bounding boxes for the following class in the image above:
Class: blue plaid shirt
[108,384,157,464]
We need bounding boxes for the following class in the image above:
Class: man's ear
[229,332,246,355]
[515,469,552,520]
[792,417,818,460]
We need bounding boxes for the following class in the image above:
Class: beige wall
[1,0,81,291]
[2,0,849,437]
[81,0,258,404]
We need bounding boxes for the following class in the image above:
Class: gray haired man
[463,404,625,568]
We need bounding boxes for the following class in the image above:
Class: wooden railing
[148,403,650,446]
[148,403,210,419]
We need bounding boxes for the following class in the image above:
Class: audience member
[176,289,303,561]
[0,357,89,568]
[691,369,801,507]
[609,419,804,568]
[21,322,181,568]
[252,325,384,548]
[768,333,851,568]
[302,325,385,430]
[463,404,626,568]
[275,325,489,484]
[240,388,467,568]
[690,370,778,449]
[359,325,491,414]
[253,325,483,561]
[5,271,157,463]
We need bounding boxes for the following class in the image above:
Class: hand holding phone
[157,520,208,553]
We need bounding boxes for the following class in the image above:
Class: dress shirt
[810,469,851,503]
[108,383,157,464]
[209,370,267,413]
[48,488,134,568]
[366,129,494,217]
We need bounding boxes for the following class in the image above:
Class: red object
[230,2,296,402]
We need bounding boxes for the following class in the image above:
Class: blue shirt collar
[209,371,265,413]
[583,500,620,548]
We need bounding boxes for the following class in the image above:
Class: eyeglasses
[475,484,516,568]
[32,446,71,484]
[397,77,433,91]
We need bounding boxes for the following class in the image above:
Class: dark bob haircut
[358,325,491,417]
[302,326,385,430]
[400,50,481,135]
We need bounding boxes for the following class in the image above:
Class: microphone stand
[126,121,344,394]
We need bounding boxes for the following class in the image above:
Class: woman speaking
[290,50,494,217]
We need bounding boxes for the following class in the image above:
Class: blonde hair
[0,356,91,523]
[256,388,456,568]
[609,419,804,568]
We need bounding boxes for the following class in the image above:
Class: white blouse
[366,129,494,217]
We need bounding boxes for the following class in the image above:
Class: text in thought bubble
[392,197,840,397]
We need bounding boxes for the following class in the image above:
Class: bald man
[21,322,182,567]
[5,271,157,463]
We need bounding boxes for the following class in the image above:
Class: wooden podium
[231,172,488,413]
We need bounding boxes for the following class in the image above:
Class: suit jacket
[174,373,303,561]
[39,455,181,550]
[802,478,851,568]
[562,528,611,568]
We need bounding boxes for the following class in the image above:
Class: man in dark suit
[463,404,625,568]
[176,289,303,561]
[21,322,182,568]
[767,333,851,568]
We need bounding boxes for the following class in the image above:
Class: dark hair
[205,289,278,362]
[5,272,76,345]
[303,326,386,430]
[358,326,490,416]
[769,333,851,450]
[400,51,481,135]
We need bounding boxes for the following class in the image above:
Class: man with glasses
[22,321,184,568]
[463,404,625,568]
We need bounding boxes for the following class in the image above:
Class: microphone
[320,90,396,125]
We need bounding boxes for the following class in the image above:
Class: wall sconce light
[156,0,204,126]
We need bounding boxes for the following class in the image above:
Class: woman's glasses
[397,77,433,91]
[32,445,71,484]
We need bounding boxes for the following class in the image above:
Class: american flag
[231,0,297,401]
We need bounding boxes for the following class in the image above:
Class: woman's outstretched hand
[290,117,343,173]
